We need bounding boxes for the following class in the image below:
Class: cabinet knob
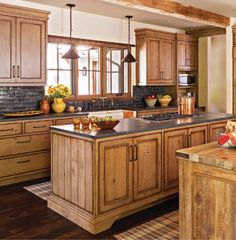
[17,66,20,78]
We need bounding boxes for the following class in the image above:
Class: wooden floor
[0,178,178,239]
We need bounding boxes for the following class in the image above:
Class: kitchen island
[48,113,236,234]
[177,142,236,240]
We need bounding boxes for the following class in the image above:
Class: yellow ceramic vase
[52,98,66,113]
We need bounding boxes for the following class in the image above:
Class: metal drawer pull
[33,125,47,129]
[13,65,16,78]
[17,160,31,164]
[17,139,31,144]
[17,66,20,78]
[129,145,133,162]
[0,128,14,132]
[134,144,138,161]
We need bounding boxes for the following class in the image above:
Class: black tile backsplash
[0,87,44,114]
[0,86,169,113]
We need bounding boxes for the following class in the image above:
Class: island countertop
[50,112,236,139]
[176,142,236,171]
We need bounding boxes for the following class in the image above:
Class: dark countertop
[50,112,236,139]
[0,111,88,122]
[176,142,236,171]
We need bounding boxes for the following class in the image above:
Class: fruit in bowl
[145,95,157,107]
[158,95,172,106]
[94,116,120,130]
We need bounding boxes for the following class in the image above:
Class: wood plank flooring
[0,178,178,239]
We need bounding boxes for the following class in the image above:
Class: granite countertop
[176,142,236,171]
[50,112,236,139]
[0,111,88,122]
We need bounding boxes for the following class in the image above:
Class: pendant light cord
[69,5,72,43]
[128,17,131,51]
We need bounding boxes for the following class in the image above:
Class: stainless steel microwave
[178,74,196,85]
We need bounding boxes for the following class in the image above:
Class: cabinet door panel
[178,42,187,70]
[188,125,208,147]
[164,129,188,191]
[0,15,16,82]
[209,122,227,142]
[188,43,198,70]
[16,18,46,83]
[99,138,133,212]
[161,40,175,85]
[147,38,161,84]
[134,133,162,200]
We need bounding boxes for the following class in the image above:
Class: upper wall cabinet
[0,3,49,86]
[177,34,198,71]
[135,29,176,86]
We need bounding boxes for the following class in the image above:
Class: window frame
[48,35,132,100]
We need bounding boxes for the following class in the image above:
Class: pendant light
[121,15,136,63]
[62,3,79,59]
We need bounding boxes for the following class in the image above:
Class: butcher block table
[176,142,236,240]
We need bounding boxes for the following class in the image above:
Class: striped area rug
[114,210,179,240]
[24,181,51,200]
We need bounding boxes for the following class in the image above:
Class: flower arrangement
[47,84,71,99]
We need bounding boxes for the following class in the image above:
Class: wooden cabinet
[164,125,207,191]
[177,34,198,71]
[136,29,176,86]
[99,138,133,212]
[133,133,162,200]
[0,3,49,86]
[209,121,227,142]
[99,133,162,212]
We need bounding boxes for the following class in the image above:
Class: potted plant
[47,84,71,113]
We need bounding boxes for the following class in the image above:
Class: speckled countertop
[50,112,236,139]
[176,142,236,171]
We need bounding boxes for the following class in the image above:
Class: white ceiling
[24,0,235,29]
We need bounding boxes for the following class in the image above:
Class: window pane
[78,46,89,70]
[47,43,57,69]
[90,49,100,70]
[90,71,100,95]
[78,70,89,95]
[58,44,71,70]
[47,70,57,86]
[59,70,72,90]
[106,48,128,94]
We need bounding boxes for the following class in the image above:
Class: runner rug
[114,210,179,240]
[24,181,51,200]
[24,182,179,239]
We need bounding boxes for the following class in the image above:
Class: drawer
[0,123,22,137]
[24,120,53,133]
[0,151,50,178]
[55,118,73,125]
[0,133,50,157]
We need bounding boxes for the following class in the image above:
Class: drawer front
[0,151,50,178]
[0,134,50,157]
[25,120,53,133]
[0,123,22,137]
[55,118,73,125]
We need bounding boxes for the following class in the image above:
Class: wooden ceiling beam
[99,0,230,27]
[186,27,226,37]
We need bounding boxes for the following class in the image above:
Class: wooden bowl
[96,120,120,130]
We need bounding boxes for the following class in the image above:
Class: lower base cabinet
[99,133,162,212]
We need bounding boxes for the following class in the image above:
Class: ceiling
[24,0,235,29]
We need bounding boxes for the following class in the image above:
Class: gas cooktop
[143,112,200,122]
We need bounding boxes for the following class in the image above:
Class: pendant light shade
[62,3,79,59]
[121,16,136,63]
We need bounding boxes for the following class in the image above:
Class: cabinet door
[16,18,46,84]
[99,138,133,212]
[160,39,175,85]
[133,133,162,200]
[164,129,188,191]
[0,15,16,83]
[178,41,187,70]
[186,43,198,70]
[209,122,226,142]
[188,125,208,147]
[147,38,161,84]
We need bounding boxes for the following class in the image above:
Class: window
[106,48,129,95]
[47,43,73,90]
[47,36,131,99]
